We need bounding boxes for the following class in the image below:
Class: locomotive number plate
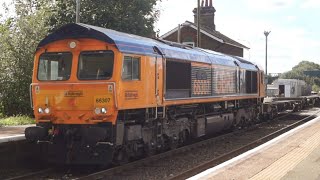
[94,95,112,106]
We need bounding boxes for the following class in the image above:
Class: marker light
[38,108,43,114]
[94,108,101,115]
[101,108,107,114]
[44,107,50,114]
[69,41,77,49]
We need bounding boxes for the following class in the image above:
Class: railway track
[171,109,320,180]
[79,108,320,180]
[5,168,53,180]
[5,108,320,180]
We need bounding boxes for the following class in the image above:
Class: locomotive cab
[26,38,120,164]
[30,39,118,122]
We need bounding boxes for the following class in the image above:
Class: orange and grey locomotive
[25,23,265,165]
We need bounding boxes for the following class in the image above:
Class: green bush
[0,116,35,126]
[0,0,51,116]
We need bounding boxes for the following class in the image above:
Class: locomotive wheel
[179,130,190,146]
[169,135,179,150]
[238,116,246,129]
[269,112,274,120]
[113,147,129,165]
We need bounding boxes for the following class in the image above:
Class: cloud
[156,0,320,73]
[300,0,320,8]
[0,0,15,20]
[156,0,195,35]
[245,0,295,11]
[216,14,319,73]
[286,15,296,22]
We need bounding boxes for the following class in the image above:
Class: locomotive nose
[32,83,116,124]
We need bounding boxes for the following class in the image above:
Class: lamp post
[197,0,201,47]
[264,30,271,94]
[76,0,80,23]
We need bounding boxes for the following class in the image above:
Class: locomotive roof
[37,23,258,71]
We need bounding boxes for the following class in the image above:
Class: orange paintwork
[32,38,264,125]
[32,38,164,125]
[32,39,120,125]
[259,71,266,98]
[117,56,163,109]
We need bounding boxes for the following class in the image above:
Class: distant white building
[267,79,311,98]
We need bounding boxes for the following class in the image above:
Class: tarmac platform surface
[190,111,320,180]
[0,125,30,143]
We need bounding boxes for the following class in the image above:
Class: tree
[280,61,320,92]
[49,0,160,37]
[0,0,161,116]
[0,0,52,116]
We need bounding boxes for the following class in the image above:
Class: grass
[0,116,35,127]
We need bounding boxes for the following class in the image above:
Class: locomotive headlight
[44,107,50,114]
[38,108,43,114]
[94,108,101,115]
[101,108,107,114]
[69,41,77,49]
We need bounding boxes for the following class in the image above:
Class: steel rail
[170,109,320,180]
[5,168,53,180]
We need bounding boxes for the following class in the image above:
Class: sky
[1,0,320,73]
[155,0,320,73]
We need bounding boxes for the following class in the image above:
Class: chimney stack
[193,0,216,30]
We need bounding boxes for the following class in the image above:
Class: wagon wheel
[292,103,297,112]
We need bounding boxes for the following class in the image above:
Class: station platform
[190,113,320,180]
[0,125,30,143]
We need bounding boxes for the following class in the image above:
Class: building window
[122,56,140,80]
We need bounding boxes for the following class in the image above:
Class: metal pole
[264,31,271,93]
[76,0,80,23]
[197,0,201,47]
[177,24,181,43]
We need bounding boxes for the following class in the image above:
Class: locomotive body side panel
[191,62,212,97]
[117,55,163,109]
[259,71,266,98]
[212,65,237,95]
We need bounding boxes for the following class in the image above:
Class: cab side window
[122,56,140,80]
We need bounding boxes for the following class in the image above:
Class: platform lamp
[264,30,271,94]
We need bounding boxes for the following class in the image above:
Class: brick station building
[160,0,248,57]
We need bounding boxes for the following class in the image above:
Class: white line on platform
[0,134,25,144]
[188,115,320,180]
